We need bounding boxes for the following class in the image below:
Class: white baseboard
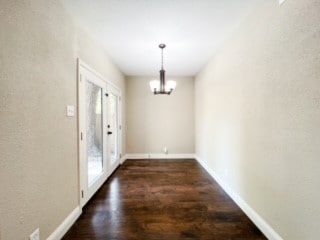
[47,206,82,240]
[125,153,196,160]
[195,156,283,240]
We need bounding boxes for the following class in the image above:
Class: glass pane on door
[108,93,118,163]
[86,81,103,186]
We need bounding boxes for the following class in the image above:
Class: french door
[106,84,121,174]
[78,60,121,207]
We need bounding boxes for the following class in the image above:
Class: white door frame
[77,59,122,207]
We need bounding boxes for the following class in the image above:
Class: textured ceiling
[63,0,254,76]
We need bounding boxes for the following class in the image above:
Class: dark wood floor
[63,159,266,240]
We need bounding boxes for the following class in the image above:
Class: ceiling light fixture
[149,44,176,95]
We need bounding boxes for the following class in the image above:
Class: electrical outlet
[66,105,75,117]
[163,147,168,154]
[29,228,40,240]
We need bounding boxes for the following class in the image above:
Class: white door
[78,60,122,207]
[106,84,122,174]
[78,62,108,207]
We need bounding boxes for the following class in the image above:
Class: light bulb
[149,80,160,92]
[165,80,176,92]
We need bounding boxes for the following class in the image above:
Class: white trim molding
[195,156,283,240]
[120,155,127,164]
[47,206,82,240]
[124,153,196,160]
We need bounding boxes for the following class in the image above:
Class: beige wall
[126,76,194,154]
[195,0,320,239]
[0,1,125,239]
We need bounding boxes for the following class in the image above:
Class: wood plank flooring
[63,159,266,240]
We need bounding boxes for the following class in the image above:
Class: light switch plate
[29,228,40,240]
[67,105,75,117]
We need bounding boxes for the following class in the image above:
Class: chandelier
[149,44,176,95]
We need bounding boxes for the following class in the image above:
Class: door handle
[107,131,113,135]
